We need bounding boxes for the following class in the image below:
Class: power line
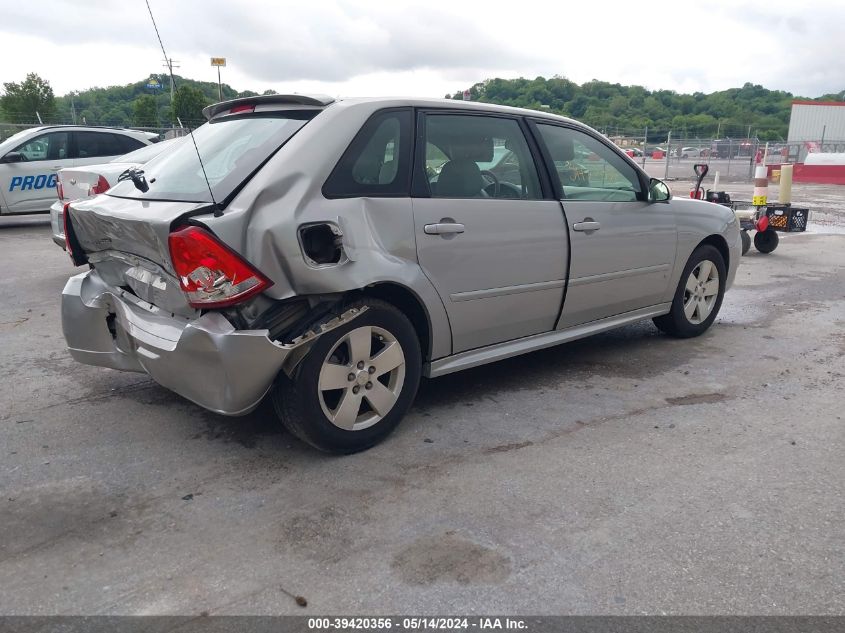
[144,0,221,214]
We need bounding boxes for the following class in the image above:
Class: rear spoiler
[203,94,335,120]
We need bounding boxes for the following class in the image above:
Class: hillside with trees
[2,72,843,140]
[1,73,273,129]
[452,77,844,141]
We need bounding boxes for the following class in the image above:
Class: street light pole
[210,57,227,103]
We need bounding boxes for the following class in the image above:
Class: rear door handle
[572,221,601,232]
[424,222,465,235]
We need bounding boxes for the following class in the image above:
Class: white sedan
[50,139,179,247]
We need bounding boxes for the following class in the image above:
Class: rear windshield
[107,111,316,203]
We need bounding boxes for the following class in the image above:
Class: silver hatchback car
[62,95,740,453]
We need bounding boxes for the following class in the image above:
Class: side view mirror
[1,152,25,164]
[649,178,671,202]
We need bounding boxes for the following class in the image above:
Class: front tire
[273,298,421,453]
[653,244,726,338]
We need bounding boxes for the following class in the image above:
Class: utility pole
[664,130,671,181]
[642,125,648,168]
[162,58,181,111]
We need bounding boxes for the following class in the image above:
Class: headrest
[437,159,483,197]
[449,135,494,163]
[548,137,574,162]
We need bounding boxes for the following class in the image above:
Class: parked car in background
[676,147,702,158]
[61,95,740,453]
[0,126,157,215]
[50,138,180,247]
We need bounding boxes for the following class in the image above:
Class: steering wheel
[480,170,500,198]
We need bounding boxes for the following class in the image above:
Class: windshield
[111,137,179,164]
[107,112,316,203]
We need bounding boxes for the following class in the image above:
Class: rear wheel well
[355,283,431,361]
[697,234,729,270]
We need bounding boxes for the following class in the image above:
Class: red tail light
[229,104,255,115]
[56,178,64,201]
[89,175,111,195]
[168,226,272,308]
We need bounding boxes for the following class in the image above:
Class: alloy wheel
[317,325,406,431]
[683,259,720,325]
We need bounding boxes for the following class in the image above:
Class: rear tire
[741,230,751,256]
[273,298,421,454]
[754,228,779,254]
[653,244,726,338]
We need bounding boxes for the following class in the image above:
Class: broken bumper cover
[61,270,291,416]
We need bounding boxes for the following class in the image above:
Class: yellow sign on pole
[210,57,226,67]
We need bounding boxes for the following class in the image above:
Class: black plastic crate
[765,205,809,232]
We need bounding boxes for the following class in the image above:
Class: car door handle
[424,222,465,235]
[572,221,601,232]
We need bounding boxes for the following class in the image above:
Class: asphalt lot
[1,208,844,615]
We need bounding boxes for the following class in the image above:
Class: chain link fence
[600,129,845,182]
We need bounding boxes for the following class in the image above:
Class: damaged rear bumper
[61,270,293,415]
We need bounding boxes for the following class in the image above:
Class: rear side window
[323,108,412,198]
[76,131,125,158]
[422,114,542,199]
[113,134,145,154]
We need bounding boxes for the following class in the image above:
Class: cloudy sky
[1,0,843,99]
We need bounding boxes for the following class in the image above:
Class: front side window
[536,124,642,202]
[13,132,69,161]
[323,108,412,198]
[423,114,541,200]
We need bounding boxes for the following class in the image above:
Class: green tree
[133,94,159,126]
[171,85,209,126]
[1,72,56,122]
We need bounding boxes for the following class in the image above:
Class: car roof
[4,125,154,137]
[340,96,581,122]
[204,93,587,129]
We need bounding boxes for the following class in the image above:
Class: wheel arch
[697,233,730,272]
[356,282,433,362]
